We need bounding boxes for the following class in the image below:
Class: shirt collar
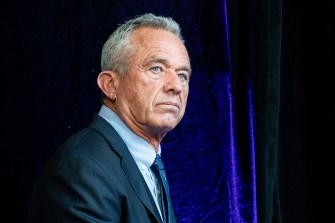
[98,105,159,168]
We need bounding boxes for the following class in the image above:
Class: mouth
[157,102,180,109]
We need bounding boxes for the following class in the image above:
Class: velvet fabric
[2,0,332,223]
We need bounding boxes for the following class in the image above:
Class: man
[27,13,191,223]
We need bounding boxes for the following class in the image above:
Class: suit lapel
[89,114,162,222]
[120,154,162,221]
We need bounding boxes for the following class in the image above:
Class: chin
[161,121,179,131]
[150,114,181,131]
[152,121,176,132]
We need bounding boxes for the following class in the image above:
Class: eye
[150,66,163,74]
[178,73,188,82]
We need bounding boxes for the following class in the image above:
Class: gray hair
[101,13,184,75]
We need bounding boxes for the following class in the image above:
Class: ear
[97,70,119,101]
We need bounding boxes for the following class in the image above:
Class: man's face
[114,27,191,137]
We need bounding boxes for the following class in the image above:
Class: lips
[157,101,180,109]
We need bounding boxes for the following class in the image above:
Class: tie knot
[151,154,165,172]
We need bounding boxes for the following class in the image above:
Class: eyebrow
[144,57,192,75]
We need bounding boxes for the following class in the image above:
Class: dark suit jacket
[27,114,176,223]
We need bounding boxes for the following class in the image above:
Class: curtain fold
[228,0,283,222]
[255,1,282,222]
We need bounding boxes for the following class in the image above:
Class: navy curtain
[2,0,332,223]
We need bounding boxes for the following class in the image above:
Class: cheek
[130,87,154,112]
[118,82,144,112]
[181,90,189,105]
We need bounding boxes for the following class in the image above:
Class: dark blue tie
[151,154,173,223]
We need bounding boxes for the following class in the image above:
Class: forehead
[131,27,181,43]
[131,27,190,67]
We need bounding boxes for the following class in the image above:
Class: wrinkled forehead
[129,27,191,72]
[131,27,185,49]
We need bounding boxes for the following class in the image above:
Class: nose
[163,69,183,94]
